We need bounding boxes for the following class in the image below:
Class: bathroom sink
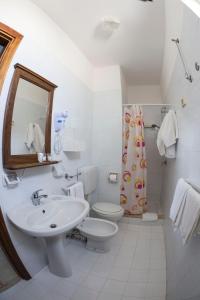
[7,195,89,237]
[7,195,89,278]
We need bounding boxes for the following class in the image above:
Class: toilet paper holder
[108,172,118,184]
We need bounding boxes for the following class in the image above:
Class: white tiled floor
[0,220,166,300]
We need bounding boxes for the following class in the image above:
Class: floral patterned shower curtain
[120,105,147,215]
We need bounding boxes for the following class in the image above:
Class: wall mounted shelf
[4,160,59,170]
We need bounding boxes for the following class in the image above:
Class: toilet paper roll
[108,173,118,183]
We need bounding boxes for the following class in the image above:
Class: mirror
[11,79,49,155]
[3,64,58,169]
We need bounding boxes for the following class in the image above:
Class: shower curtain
[120,105,147,215]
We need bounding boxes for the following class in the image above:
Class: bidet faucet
[31,189,48,206]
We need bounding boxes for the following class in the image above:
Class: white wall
[0,0,94,276]
[127,85,162,104]
[0,0,93,90]
[161,0,184,97]
[92,65,122,205]
[93,65,122,92]
[143,106,164,214]
[120,69,128,104]
[161,4,200,300]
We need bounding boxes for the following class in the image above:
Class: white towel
[170,178,191,225]
[179,188,200,244]
[78,165,98,195]
[25,123,34,150]
[157,110,178,158]
[63,182,85,199]
[33,123,45,153]
[25,123,44,153]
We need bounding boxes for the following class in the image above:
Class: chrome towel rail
[171,38,193,83]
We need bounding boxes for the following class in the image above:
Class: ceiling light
[100,16,120,33]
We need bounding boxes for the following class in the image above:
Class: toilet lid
[92,202,123,214]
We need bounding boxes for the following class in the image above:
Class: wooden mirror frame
[3,64,58,170]
[0,22,23,93]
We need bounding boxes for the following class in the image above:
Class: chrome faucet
[31,189,48,206]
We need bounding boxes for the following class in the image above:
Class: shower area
[0,242,19,293]
[121,104,169,218]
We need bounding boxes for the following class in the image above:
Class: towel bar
[65,172,82,180]
[171,38,193,83]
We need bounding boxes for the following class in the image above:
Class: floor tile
[96,253,116,265]
[20,280,66,300]
[70,286,98,300]
[128,269,148,283]
[122,297,145,300]
[146,297,166,300]
[92,261,112,278]
[82,273,106,292]
[131,258,149,270]
[53,279,77,298]
[145,283,166,298]
[114,255,133,269]
[103,279,125,295]
[149,258,166,270]
[65,268,89,284]
[97,291,122,300]
[148,270,166,283]
[108,266,130,282]
[124,282,147,298]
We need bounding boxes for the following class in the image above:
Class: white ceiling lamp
[95,16,120,39]
[101,16,120,33]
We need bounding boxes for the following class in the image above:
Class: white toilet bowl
[77,217,118,252]
[92,202,124,222]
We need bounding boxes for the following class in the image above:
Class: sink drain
[50,224,57,228]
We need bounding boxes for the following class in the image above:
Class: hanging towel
[25,123,44,153]
[78,165,98,195]
[157,110,179,158]
[33,123,45,153]
[25,123,34,150]
[63,182,85,199]
[170,178,191,226]
[179,188,200,244]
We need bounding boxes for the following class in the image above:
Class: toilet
[77,217,118,252]
[92,202,124,222]
[64,166,123,252]
[79,165,124,223]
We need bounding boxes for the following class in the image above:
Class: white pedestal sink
[7,195,89,277]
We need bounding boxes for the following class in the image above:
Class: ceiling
[32,0,165,85]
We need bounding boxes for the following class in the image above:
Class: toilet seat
[92,202,123,215]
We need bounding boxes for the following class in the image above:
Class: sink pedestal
[45,235,72,278]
